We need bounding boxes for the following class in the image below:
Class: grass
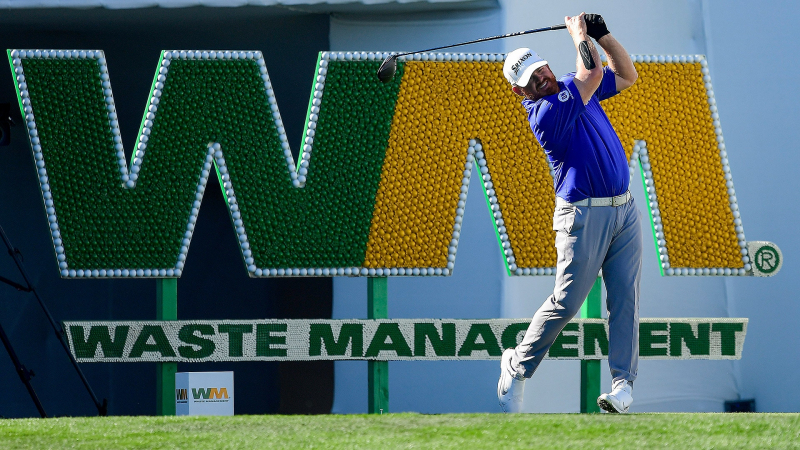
[0,413,798,449]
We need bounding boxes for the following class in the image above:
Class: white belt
[556,191,631,208]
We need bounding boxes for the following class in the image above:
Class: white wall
[330,0,800,413]
[702,0,800,412]
[499,0,707,68]
[330,9,503,53]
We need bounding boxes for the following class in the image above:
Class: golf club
[377,23,566,83]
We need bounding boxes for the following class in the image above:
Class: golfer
[497,13,641,413]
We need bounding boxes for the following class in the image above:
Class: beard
[542,79,560,96]
[525,74,559,101]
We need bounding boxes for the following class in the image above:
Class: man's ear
[511,85,524,96]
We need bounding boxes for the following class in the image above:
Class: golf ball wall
[9,49,761,278]
[364,59,556,273]
[11,49,403,278]
[603,55,745,275]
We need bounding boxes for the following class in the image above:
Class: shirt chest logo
[558,90,570,102]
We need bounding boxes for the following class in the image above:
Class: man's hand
[565,12,590,43]
[584,14,610,41]
[581,14,638,92]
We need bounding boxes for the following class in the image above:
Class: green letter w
[9,50,402,277]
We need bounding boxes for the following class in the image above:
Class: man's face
[512,65,559,101]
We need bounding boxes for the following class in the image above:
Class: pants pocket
[552,206,577,234]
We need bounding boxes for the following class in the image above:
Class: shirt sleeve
[594,66,619,101]
[530,77,585,150]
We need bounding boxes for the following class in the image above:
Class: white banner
[64,318,748,362]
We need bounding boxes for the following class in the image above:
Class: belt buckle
[613,192,628,207]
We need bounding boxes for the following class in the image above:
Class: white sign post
[175,371,234,416]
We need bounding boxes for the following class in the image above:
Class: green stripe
[639,156,664,276]
[480,156,512,276]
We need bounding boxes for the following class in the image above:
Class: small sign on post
[175,371,234,416]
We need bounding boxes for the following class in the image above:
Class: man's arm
[584,14,638,92]
[598,34,638,91]
[566,13,603,105]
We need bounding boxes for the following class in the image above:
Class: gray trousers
[512,197,642,385]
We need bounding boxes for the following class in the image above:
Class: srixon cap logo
[511,52,533,75]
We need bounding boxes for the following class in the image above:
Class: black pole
[392,24,566,59]
[0,224,107,416]
[0,320,47,418]
[378,23,566,82]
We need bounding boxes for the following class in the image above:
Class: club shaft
[394,24,566,58]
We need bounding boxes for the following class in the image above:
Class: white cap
[503,47,548,87]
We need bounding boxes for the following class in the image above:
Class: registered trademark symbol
[754,246,779,274]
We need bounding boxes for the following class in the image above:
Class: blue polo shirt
[522,67,628,203]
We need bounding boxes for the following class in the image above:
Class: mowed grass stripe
[0,413,798,449]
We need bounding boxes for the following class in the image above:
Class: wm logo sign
[192,388,229,400]
[9,49,776,278]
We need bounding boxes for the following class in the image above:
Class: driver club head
[377,55,398,83]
